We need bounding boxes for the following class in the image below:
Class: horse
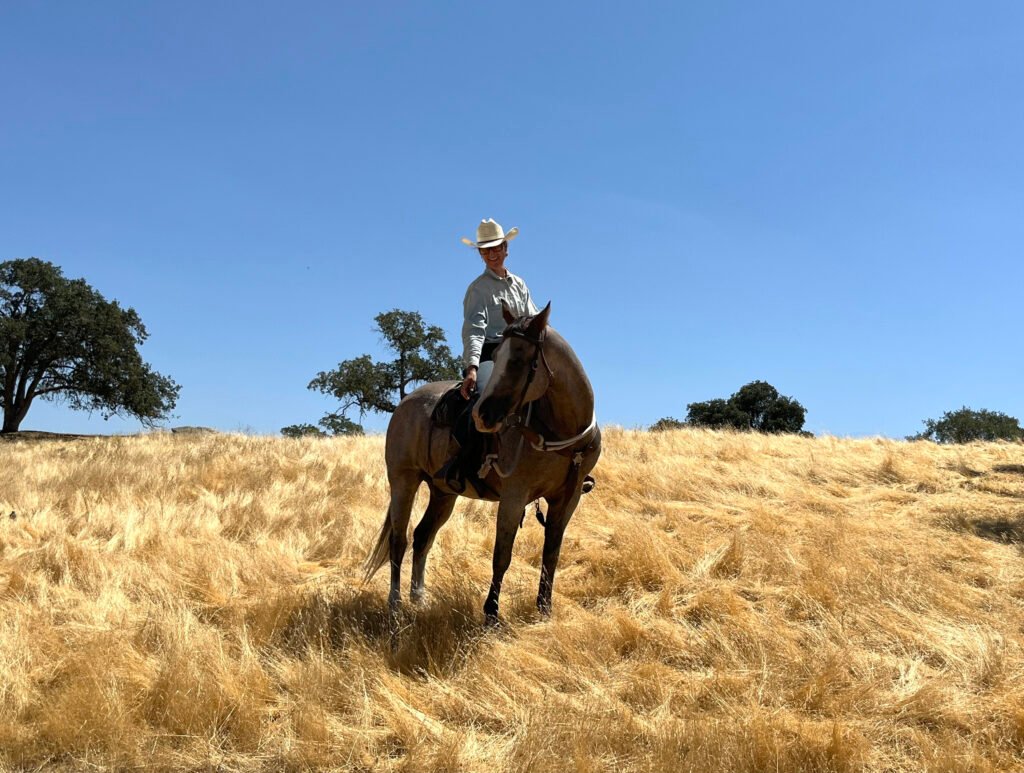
[364,302,601,626]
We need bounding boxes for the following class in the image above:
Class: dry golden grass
[1,428,1023,772]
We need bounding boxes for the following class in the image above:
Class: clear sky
[2,2,1021,438]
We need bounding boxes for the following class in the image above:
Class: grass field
[1,428,1022,772]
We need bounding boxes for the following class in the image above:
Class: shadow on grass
[993,464,1024,476]
[943,512,1024,545]
[276,585,502,678]
[951,463,1024,480]
[968,516,1024,544]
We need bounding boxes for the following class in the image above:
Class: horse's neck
[536,332,594,437]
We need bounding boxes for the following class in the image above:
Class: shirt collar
[484,267,511,281]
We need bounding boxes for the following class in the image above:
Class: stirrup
[437,458,467,494]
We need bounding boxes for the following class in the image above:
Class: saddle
[430,383,469,429]
[430,385,595,500]
[431,385,497,497]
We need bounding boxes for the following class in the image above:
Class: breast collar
[498,326,597,455]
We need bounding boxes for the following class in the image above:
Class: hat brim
[461,227,519,248]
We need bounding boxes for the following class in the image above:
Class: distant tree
[686,380,807,434]
[317,413,365,436]
[0,258,179,433]
[650,416,686,432]
[729,381,807,433]
[306,309,459,433]
[280,414,365,438]
[909,407,1024,443]
[686,397,749,430]
[280,423,326,438]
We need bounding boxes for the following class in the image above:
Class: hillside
[0,429,1022,772]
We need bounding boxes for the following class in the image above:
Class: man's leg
[441,395,480,493]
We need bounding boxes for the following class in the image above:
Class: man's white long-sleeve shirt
[461,268,539,370]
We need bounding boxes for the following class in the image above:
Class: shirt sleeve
[462,283,487,369]
[523,279,539,315]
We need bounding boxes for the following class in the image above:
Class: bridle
[499,324,554,416]
[476,319,599,486]
[488,324,597,454]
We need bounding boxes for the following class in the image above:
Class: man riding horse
[365,217,600,628]
[441,219,537,495]
[442,218,594,497]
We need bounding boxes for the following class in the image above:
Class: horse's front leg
[483,491,529,625]
[536,488,583,616]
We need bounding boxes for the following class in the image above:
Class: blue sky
[2,2,1021,438]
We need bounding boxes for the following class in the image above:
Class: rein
[496,325,598,456]
[476,321,600,496]
[502,326,553,413]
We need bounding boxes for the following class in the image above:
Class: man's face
[479,242,508,272]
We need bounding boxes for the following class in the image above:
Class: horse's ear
[527,302,551,337]
[501,300,516,325]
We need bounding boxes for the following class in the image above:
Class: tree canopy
[909,407,1024,443]
[653,380,807,434]
[649,416,687,432]
[725,381,807,433]
[686,397,751,430]
[0,257,179,433]
[291,309,459,436]
[281,423,335,439]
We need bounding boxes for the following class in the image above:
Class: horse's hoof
[388,601,402,639]
[410,589,426,607]
[536,600,552,618]
[483,613,501,629]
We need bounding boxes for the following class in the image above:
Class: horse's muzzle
[473,395,511,433]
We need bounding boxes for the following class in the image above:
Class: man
[442,218,538,495]
[460,218,538,399]
[442,218,595,497]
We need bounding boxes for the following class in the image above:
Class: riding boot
[438,455,467,494]
[441,438,486,497]
[458,429,488,497]
[439,394,483,495]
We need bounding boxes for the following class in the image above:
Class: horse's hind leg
[410,485,457,605]
[386,470,421,622]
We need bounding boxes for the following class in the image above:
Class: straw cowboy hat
[461,218,519,248]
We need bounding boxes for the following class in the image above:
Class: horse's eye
[503,354,525,372]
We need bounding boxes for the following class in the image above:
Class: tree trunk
[2,372,16,433]
[1,394,30,433]
[1,408,21,433]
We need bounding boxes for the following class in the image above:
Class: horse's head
[473,301,552,433]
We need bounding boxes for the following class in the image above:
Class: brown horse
[364,302,600,626]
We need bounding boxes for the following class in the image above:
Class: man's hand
[460,366,478,399]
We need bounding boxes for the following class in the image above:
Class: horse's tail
[363,509,392,584]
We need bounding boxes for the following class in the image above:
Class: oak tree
[0,258,179,433]
[655,380,807,434]
[909,407,1023,443]
[294,309,459,435]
